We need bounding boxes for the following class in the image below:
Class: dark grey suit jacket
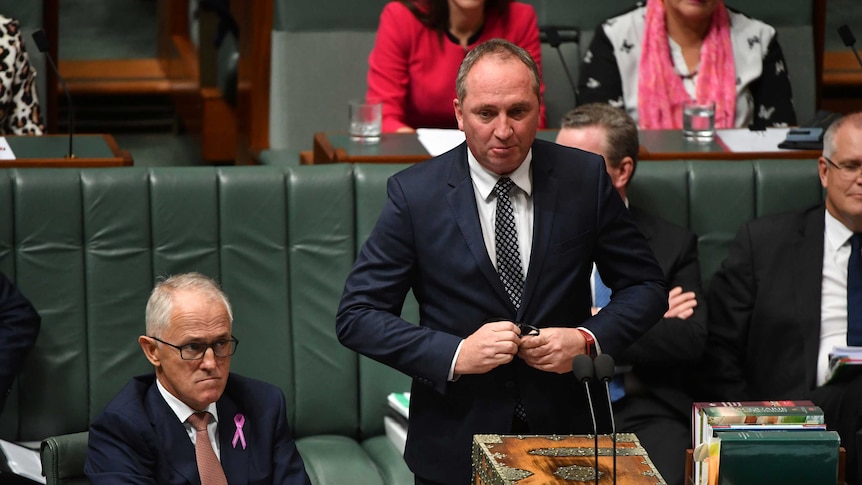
[623,207,706,418]
[707,203,824,400]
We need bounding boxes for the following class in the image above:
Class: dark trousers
[607,394,690,485]
[810,372,862,485]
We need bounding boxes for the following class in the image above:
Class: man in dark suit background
[707,112,862,484]
[85,272,310,485]
[336,39,668,485]
[555,103,706,485]
[0,272,40,413]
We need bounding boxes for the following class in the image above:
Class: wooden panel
[59,59,170,95]
[820,51,862,115]
[233,0,273,164]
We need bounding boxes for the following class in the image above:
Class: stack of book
[691,401,829,485]
[384,392,410,454]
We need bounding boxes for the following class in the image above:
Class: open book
[0,439,45,484]
[826,346,862,384]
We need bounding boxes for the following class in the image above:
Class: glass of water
[682,100,716,142]
[349,100,382,143]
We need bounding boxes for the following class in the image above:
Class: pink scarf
[637,0,736,129]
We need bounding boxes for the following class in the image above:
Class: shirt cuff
[448,340,464,381]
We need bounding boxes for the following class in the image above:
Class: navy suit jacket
[336,139,667,483]
[707,203,825,401]
[0,272,40,412]
[85,373,310,485]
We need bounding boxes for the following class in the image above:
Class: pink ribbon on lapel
[232,414,247,449]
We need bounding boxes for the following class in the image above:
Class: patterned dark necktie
[848,234,862,345]
[494,177,524,309]
[493,177,528,426]
[188,412,228,485]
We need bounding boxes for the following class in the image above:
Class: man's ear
[616,156,635,189]
[819,156,829,189]
[454,98,465,131]
[139,335,161,367]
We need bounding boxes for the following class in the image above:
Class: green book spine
[703,405,825,425]
[717,430,839,485]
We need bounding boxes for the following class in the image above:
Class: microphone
[540,26,579,107]
[572,354,600,485]
[594,354,617,485]
[838,25,862,70]
[32,29,75,158]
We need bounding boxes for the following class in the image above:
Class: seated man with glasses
[707,112,862,485]
[85,272,311,485]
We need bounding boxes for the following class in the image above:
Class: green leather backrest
[0,166,358,441]
[0,160,823,444]
[628,158,823,290]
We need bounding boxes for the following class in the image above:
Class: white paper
[387,392,410,419]
[0,137,15,160]
[383,416,407,455]
[0,439,45,483]
[715,128,791,153]
[416,129,465,157]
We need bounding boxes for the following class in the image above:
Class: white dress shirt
[819,210,854,385]
[156,378,222,459]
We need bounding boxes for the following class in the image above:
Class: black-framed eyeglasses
[824,156,862,180]
[149,335,239,360]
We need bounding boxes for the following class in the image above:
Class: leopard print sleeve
[0,16,44,135]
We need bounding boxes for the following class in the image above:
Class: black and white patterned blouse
[0,15,43,135]
[577,3,797,128]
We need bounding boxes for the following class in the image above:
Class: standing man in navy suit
[85,272,310,485]
[336,39,668,485]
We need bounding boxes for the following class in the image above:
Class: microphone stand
[595,354,617,485]
[32,29,74,158]
[573,354,599,485]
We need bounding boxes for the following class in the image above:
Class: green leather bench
[0,158,822,484]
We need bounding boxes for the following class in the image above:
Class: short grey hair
[823,112,862,159]
[145,272,233,337]
[455,38,540,105]
[560,103,639,172]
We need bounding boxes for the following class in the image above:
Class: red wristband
[578,329,596,358]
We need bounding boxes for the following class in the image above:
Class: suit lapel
[218,392,249,485]
[519,152,558,319]
[794,206,826,388]
[145,384,199,485]
[446,145,513,309]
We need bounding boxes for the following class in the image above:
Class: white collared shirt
[467,147,535,273]
[156,377,222,459]
[819,210,855,386]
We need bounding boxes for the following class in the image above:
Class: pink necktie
[188,412,229,485]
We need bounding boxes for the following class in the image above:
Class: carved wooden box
[472,434,665,484]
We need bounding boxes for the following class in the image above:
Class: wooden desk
[311,129,819,164]
[0,134,132,168]
[821,50,862,115]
